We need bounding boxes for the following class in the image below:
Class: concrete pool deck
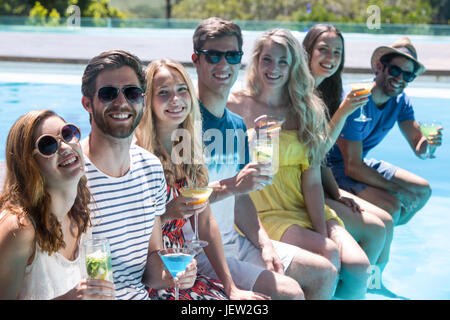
[1,28,450,77]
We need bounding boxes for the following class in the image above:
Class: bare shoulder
[228,91,246,113]
[0,210,35,251]
[228,91,258,127]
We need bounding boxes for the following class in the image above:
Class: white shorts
[196,235,301,291]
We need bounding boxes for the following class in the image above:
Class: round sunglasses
[33,123,81,158]
[195,49,243,65]
[97,85,145,104]
[382,63,416,83]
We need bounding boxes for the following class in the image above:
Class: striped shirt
[84,144,166,300]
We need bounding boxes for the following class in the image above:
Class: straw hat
[371,36,426,75]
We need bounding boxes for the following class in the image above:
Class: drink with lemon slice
[84,238,113,282]
[253,139,275,176]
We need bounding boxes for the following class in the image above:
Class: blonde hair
[135,59,208,187]
[244,28,330,167]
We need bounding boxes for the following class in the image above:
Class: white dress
[0,211,88,300]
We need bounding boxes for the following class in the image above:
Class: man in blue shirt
[329,37,443,226]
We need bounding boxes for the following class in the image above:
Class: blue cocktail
[158,247,196,300]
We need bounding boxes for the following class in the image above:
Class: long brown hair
[135,59,208,187]
[0,110,91,255]
[303,24,345,118]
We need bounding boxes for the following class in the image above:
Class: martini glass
[351,80,374,122]
[180,186,213,249]
[158,247,196,300]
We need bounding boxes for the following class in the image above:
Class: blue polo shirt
[328,92,415,164]
[199,102,250,253]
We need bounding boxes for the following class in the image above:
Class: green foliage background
[0,0,448,24]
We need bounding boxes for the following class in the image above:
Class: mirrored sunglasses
[33,123,81,158]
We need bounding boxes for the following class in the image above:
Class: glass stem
[175,284,179,300]
[194,212,199,241]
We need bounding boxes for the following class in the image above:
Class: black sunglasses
[382,63,416,83]
[195,49,243,65]
[97,85,145,104]
[33,123,81,158]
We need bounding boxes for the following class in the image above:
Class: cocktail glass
[350,80,374,122]
[84,238,114,282]
[158,247,196,300]
[180,186,213,249]
[420,121,442,158]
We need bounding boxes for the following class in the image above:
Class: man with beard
[80,50,197,300]
[328,37,443,226]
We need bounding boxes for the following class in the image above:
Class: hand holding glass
[158,247,196,300]
[420,121,443,158]
[351,80,374,122]
[180,186,213,249]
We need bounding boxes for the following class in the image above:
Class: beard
[92,104,144,139]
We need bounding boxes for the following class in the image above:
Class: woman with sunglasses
[0,110,115,299]
[303,24,395,297]
[228,28,372,299]
[135,59,268,300]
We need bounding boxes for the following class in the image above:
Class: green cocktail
[419,121,442,159]
[84,238,113,282]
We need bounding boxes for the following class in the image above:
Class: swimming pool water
[0,65,449,300]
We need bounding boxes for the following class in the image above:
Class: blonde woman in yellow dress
[228,28,370,299]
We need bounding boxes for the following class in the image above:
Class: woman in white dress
[0,110,115,299]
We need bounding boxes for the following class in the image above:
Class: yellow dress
[249,130,344,242]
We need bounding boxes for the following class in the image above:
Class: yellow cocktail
[180,186,213,248]
[180,186,213,205]
[350,81,374,96]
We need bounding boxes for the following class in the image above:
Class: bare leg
[285,247,338,300]
[280,224,340,270]
[325,196,386,266]
[280,224,340,300]
[253,270,305,300]
[357,186,402,225]
[338,189,394,271]
[390,168,431,225]
[327,219,371,300]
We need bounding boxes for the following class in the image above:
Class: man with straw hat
[328,36,443,227]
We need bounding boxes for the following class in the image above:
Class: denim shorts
[332,158,399,195]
